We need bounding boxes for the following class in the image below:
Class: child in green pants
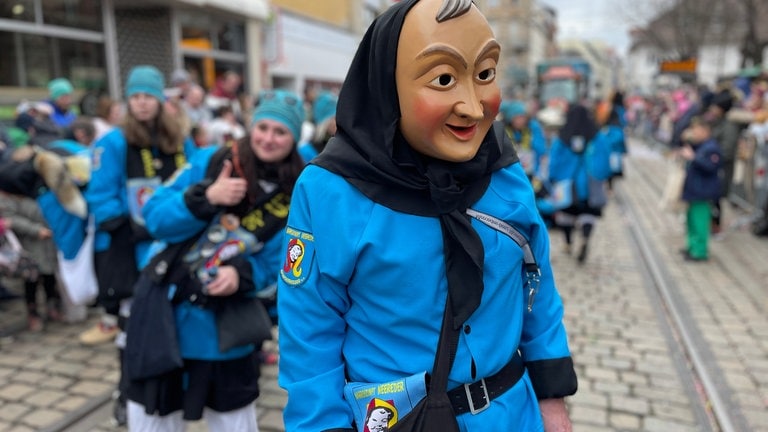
[679,117,722,261]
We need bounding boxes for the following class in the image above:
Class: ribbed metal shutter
[114,7,174,92]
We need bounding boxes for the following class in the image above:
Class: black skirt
[127,352,261,420]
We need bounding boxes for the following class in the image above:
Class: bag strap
[230,140,247,179]
[466,208,541,313]
[429,207,542,392]
[428,296,461,394]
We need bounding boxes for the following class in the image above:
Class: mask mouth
[447,123,478,140]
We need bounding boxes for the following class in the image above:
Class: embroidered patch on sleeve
[280,226,315,287]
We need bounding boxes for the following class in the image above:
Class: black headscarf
[313,0,519,328]
[558,104,597,153]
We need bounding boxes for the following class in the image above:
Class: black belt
[447,352,525,415]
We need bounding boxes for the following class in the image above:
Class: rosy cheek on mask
[411,96,449,131]
[487,94,502,118]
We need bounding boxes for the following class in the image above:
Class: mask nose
[454,85,484,121]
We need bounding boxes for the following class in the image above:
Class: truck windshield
[540,79,578,105]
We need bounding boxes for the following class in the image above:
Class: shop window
[42,0,102,31]
[180,11,245,53]
[179,10,247,91]
[0,31,105,89]
[0,0,34,22]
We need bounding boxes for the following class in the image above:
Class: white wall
[697,43,741,86]
[266,12,359,94]
[626,46,658,95]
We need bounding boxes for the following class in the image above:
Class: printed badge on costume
[344,372,428,432]
[280,227,314,287]
[127,177,161,226]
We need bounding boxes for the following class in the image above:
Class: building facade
[478,0,557,98]
[0,0,268,118]
[265,0,388,96]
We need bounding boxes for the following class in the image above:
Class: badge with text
[280,227,315,287]
[344,372,428,432]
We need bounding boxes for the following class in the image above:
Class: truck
[535,57,591,107]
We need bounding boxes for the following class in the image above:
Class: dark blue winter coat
[682,138,722,202]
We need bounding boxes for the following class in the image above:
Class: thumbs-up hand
[205,160,248,206]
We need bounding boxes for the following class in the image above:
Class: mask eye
[477,68,496,82]
[430,73,455,88]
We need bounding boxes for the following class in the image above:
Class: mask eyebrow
[416,44,468,69]
[475,40,501,65]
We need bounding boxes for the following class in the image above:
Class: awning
[176,0,270,20]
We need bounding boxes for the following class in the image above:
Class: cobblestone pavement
[0,136,766,431]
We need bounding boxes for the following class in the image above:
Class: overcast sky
[542,0,648,57]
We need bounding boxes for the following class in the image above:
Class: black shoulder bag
[389,295,462,432]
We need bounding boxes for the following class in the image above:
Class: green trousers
[687,201,711,259]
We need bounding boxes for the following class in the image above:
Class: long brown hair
[122,106,184,154]
[234,135,305,202]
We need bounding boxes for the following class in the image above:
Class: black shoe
[577,243,588,264]
[678,248,689,256]
[683,252,708,262]
[111,397,127,427]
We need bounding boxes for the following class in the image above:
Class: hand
[679,145,695,161]
[205,160,248,207]
[38,227,53,239]
[205,265,239,297]
[540,398,572,432]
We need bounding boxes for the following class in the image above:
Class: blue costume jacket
[548,137,592,202]
[141,146,284,361]
[47,100,76,129]
[86,128,197,265]
[278,162,574,432]
[507,119,547,176]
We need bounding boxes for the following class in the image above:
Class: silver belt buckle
[464,378,490,414]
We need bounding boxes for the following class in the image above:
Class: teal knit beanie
[125,65,165,101]
[499,100,527,122]
[253,89,305,142]
[312,91,338,125]
[48,78,74,101]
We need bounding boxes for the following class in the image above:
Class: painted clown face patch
[281,227,315,287]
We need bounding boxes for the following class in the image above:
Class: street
[0,135,766,432]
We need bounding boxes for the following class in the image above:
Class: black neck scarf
[313,0,518,329]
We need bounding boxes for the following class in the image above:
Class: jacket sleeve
[691,143,722,174]
[142,146,218,244]
[243,232,284,293]
[278,168,361,432]
[519,203,578,399]
[85,130,127,229]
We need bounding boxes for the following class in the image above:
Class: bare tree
[738,0,768,67]
[620,0,761,65]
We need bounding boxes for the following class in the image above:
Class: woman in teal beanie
[499,99,547,177]
[311,91,338,150]
[297,90,338,162]
[83,64,197,426]
[47,77,77,129]
[125,89,305,431]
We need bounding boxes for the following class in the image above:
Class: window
[42,0,102,31]
[0,1,34,22]
[179,11,245,52]
[1,0,102,30]
[0,31,105,89]
[178,10,247,91]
